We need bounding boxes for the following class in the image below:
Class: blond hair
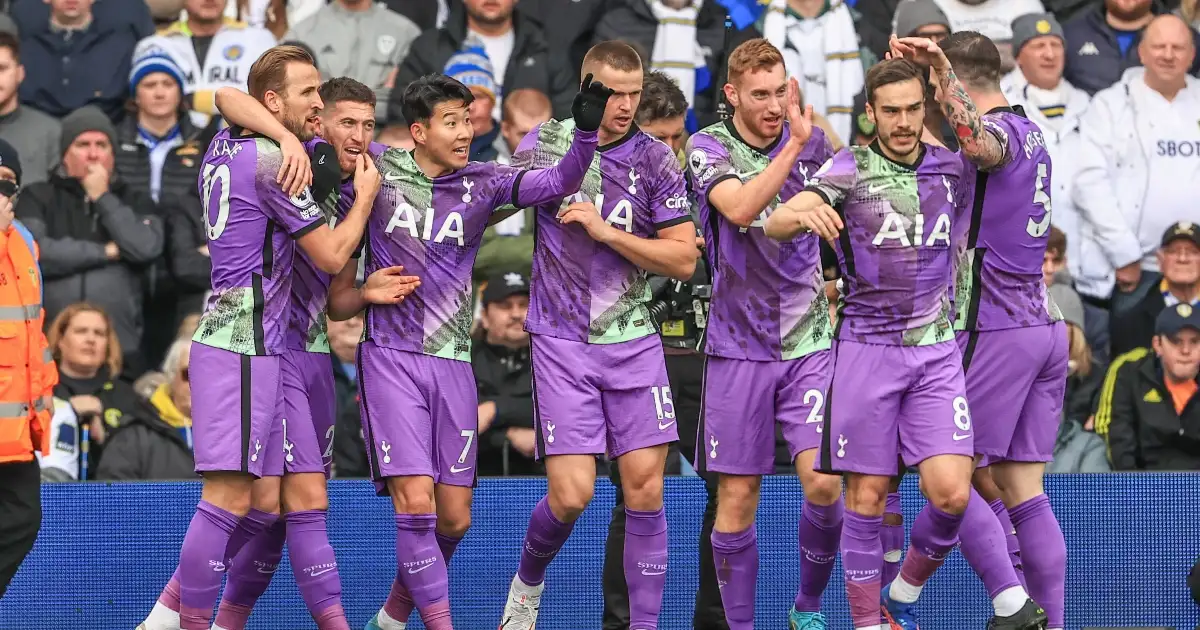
[248,45,315,101]
[1067,322,1092,378]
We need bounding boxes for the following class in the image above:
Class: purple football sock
[1010,495,1065,629]
[177,501,240,630]
[711,525,757,629]
[287,510,347,626]
[989,498,1027,589]
[382,532,462,623]
[624,507,668,629]
[516,497,575,587]
[794,497,843,612]
[214,510,285,630]
[395,513,451,620]
[957,488,1022,599]
[899,503,964,590]
[840,509,883,629]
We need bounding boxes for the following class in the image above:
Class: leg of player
[841,473,890,630]
[790,451,843,630]
[386,477,456,630]
[711,472,759,630]
[280,472,350,629]
[993,461,1064,630]
[213,477,285,630]
[881,471,905,587]
[175,472,255,630]
[368,488,469,630]
[618,444,670,630]
[499,454,595,629]
[695,472,728,630]
[601,463,631,630]
[972,464,1026,588]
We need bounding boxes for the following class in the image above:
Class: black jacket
[166,194,212,326]
[1094,347,1200,471]
[1063,5,1200,95]
[331,361,370,478]
[593,0,759,130]
[472,339,540,476]
[387,4,575,124]
[93,396,195,480]
[17,173,165,373]
[53,368,142,475]
[112,113,218,206]
[1110,289,1167,359]
[856,0,901,61]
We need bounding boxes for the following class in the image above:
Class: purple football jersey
[193,128,325,355]
[953,107,1062,331]
[805,142,972,346]
[363,130,596,361]
[287,140,388,352]
[516,120,692,344]
[687,121,835,361]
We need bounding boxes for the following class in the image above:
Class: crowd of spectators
[2,0,1197,482]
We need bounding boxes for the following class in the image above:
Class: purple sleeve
[648,144,691,229]
[981,113,1018,171]
[685,132,735,206]
[255,153,325,238]
[803,148,858,208]
[504,127,600,209]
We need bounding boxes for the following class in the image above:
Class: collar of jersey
[722,118,782,155]
[869,139,925,170]
[599,123,640,153]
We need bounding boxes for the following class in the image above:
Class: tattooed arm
[931,63,1006,169]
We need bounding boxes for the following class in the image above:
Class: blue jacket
[12,0,153,119]
[1063,6,1200,96]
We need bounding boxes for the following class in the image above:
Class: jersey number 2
[1026,162,1053,238]
[201,163,232,241]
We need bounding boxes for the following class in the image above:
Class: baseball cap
[481,271,529,305]
[1155,302,1200,336]
[1161,221,1200,248]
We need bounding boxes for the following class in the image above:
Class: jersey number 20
[202,163,232,241]
[1026,162,1052,238]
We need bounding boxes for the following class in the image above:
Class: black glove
[572,73,614,133]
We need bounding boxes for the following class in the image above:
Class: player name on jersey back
[806,143,969,347]
[193,128,324,356]
[953,108,1063,332]
[515,119,692,345]
[687,120,834,361]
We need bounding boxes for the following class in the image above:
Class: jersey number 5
[201,163,232,241]
[1026,162,1052,238]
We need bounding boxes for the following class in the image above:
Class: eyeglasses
[0,180,20,199]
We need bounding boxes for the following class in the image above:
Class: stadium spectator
[283,0,421,116]
[115,49,215,204]
[857,0,903,59]
[473,271,537,476]
[471,89,550,285]
[893,0,953,43]
[1073,15,1200,326]
[0,11,16,38]
[11,0,154,120]
[0,33,60,187]
[46,303,140,479]
[375,124,414,150]
[329,313,368,478]
[592,0,758,131]
[134,0,277,118]
[444,40,503,162]
[0,140,55,599]
[1043,226,1069,288]
[527,0,611,72]
[17,107,165,377]
[1044,282,1111,473]
[145,0,186,30]
[36,397,81,482]
[1111,222,1200,357]
[497,88,551,164]
[1095,302,1200,470]
[94,338,195,480]
[1063,0,1200,95]
[930,0,1048,70]
[1181,0,1200,29]
[759,0,863,143]
[385,0,574,127]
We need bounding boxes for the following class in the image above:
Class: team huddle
[134,28,1067,630]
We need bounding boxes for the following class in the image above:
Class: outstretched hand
[572,73,616,133]
[362,266,421,305]
[786,77,814,147]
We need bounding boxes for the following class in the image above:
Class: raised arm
[294,156,379,274]
[508,127,598,208]
[215,86,313,197]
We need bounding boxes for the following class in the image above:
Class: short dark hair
[865,58,925,106]
[940,31,1003,91]
[0,32,18,61]
[1047,225,1067,259]
[582,41,642,79]
[636,71,688,126]
[248,45,316,101]
[319,77,376,109]
[400,74,474,125]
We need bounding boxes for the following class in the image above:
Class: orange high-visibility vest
[0,220,57,463]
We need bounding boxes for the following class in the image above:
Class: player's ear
[722,83,737,109]
[263,89,282,114]
[409,121,426,146]
[865,102,876,125]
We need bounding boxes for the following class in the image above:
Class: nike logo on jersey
[450,465,473,474]
[658,420,675,431]
[868,182,895,195]
[952,432,971,441]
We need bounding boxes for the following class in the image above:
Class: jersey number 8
[202,163,232,241]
